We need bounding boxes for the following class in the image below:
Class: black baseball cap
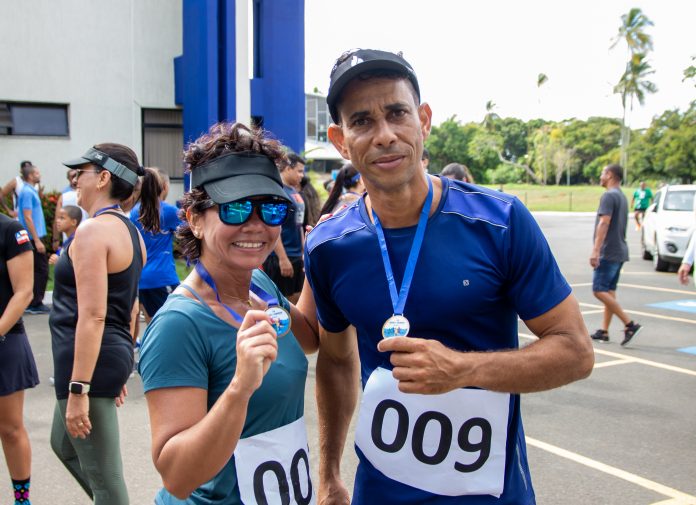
[190,152,290,204]
[326,48,421,124]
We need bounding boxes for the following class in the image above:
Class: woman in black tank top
[49,143,162,505]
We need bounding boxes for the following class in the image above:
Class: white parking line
[519,334,696,376]
[571,282,694,296]
[649,500,696,505]
[593,347,696,377]
[619,283,696,295]
[580,309,605,315]
[578,302,696,325]
[526,437,696,504]
[593,358,636,368]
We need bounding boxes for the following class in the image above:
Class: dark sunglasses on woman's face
[208,198,291,226]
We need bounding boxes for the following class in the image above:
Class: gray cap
[190,152,289,204]
[63,147,140,186]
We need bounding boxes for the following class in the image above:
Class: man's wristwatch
[69,381,91,395]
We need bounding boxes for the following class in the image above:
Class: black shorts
[0,331,39,396]
[139,284,179,317]
[262,255,304,297]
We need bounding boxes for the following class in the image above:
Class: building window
[142,108,184,179]
[0,102,69,136]
[305,94,330,143]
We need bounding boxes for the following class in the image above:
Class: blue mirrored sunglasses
[216,198,291,226]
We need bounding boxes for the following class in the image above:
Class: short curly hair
[177,122,288,263]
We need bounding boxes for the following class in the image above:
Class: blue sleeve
[164,203,182,232]
[128,206,139,225]
[18,189,32,210]
[304,241,350,333]
[504,198,571,321]
[138,303,211,392]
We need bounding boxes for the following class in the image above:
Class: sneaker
[49,376,55,386]
[591,329,609,342]
[25,303,51,314]
[621,321,642,346]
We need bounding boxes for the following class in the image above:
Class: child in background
[48,206,82,265]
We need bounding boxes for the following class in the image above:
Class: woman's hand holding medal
[232,310,279,398]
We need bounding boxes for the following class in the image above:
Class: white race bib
[234,417,315,505]
[355,367,509,498]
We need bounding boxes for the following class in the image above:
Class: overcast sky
[304,0,696,128]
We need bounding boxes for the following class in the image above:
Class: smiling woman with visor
[137,121,319,505]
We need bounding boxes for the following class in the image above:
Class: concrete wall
[0,0,182,193]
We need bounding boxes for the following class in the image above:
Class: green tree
[684,56,696,87]
[425,116,478,174]
[610,8,654,54]
[614,53,658,178]
[611,8,655,181]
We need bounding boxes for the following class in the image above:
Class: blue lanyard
[250,282,280,309]
[372,176,433,316]
[56,233,75,256]
[94,204,121,217]
[194,262,245,323]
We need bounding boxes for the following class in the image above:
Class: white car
[641,184,696,271]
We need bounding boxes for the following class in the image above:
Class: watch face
[69,382,88,394]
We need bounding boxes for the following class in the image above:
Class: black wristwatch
[69,381,91,395]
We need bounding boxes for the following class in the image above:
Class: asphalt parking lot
[1,212,694,504]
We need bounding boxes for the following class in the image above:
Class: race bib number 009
[355,368,509,498]
[234,417,315,505]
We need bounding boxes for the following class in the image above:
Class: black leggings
[50,398,129,504]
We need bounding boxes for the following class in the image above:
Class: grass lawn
[482,184,634,212]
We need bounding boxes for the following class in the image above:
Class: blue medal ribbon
[93,204,121,217]
[372,176,433,317]
[249,282,280,308]
[194,262,245,323]
[56,232,75,256]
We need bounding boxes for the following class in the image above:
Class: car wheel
[641,230,652,260]
[652,235,669,271]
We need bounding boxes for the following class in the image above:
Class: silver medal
[381,314,410,339]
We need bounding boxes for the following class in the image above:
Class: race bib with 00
[234,416,315,504]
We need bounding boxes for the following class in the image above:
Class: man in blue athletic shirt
[304,49,595,505]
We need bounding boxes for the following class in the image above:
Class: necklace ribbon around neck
[372,176,433,339]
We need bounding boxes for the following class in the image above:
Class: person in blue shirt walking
[130,168,181,323]
[305,49,595,505]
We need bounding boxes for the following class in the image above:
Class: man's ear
[328,124,350,161]
[419,102,433,141]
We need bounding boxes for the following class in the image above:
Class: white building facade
[0,0,183,199]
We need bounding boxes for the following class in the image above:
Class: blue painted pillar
[176,0,305,188]
[251,0,305,154]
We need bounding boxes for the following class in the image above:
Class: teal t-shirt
[139,269,309,505]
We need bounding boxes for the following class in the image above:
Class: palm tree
[611,8,654,54]
[611,8,654,182]
[614,53,658,179]
[482,100,500,132]
[536,74,548,183]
